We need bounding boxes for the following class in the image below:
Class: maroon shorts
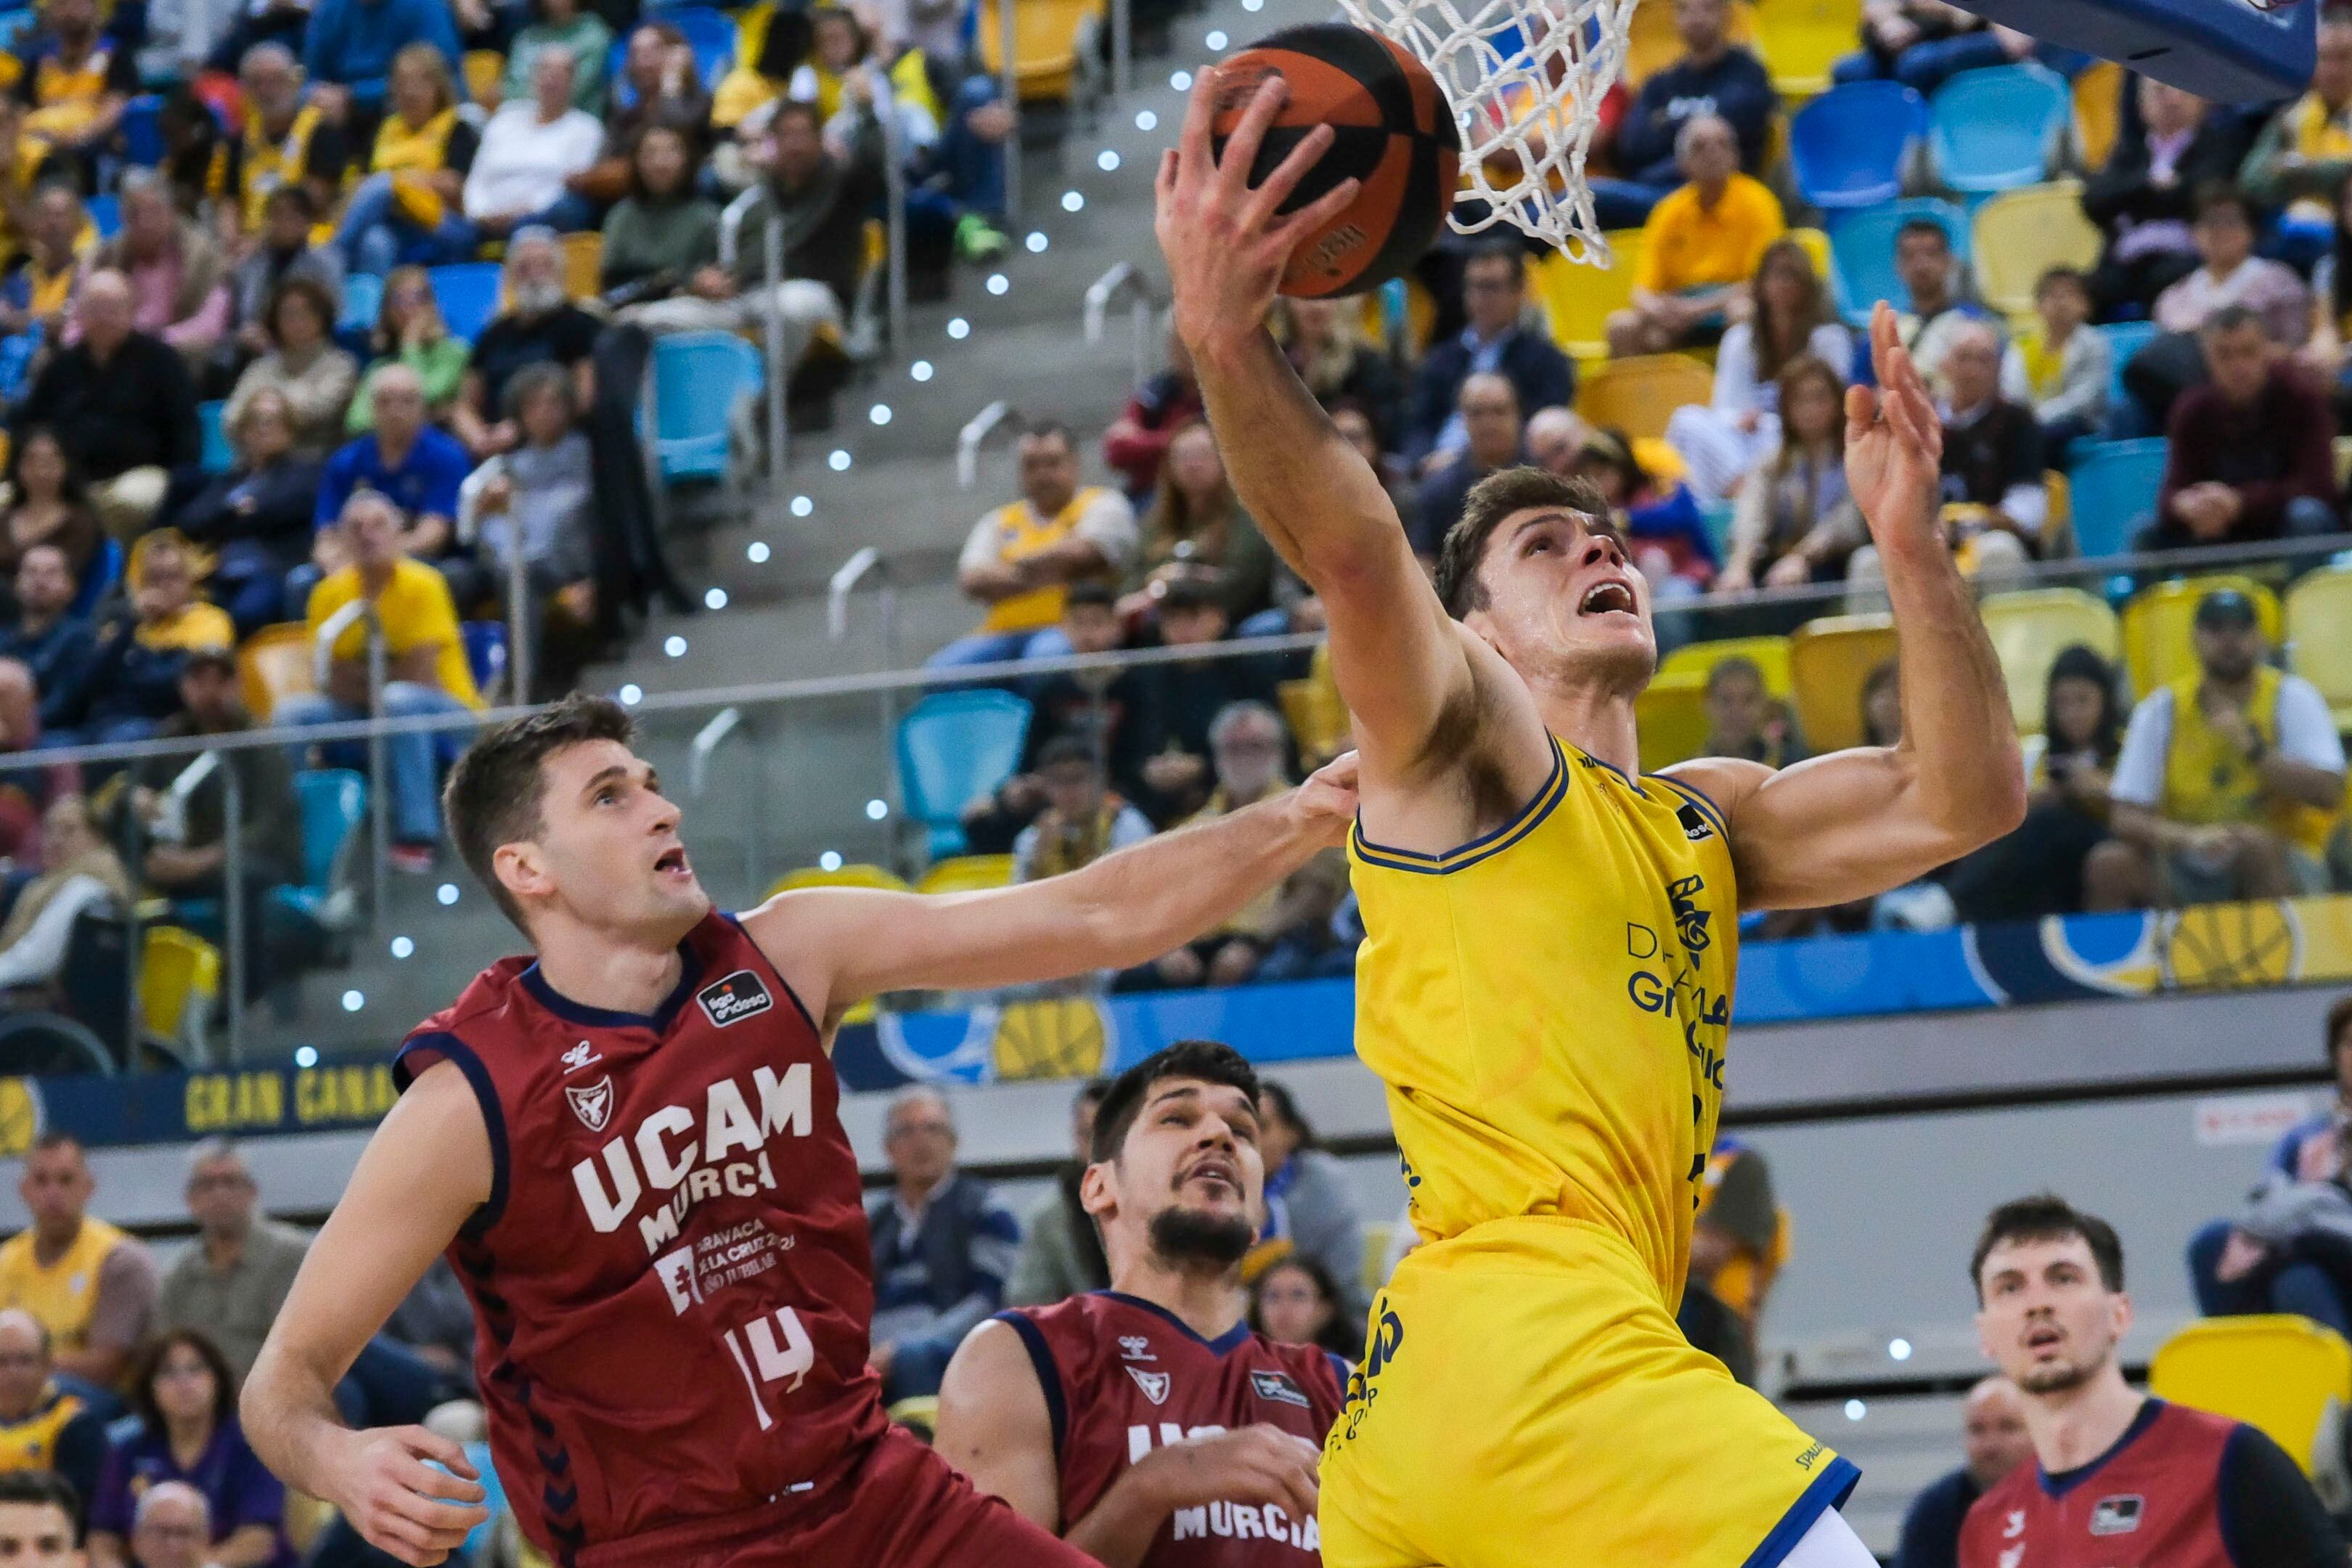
[576,1427,1093,1568]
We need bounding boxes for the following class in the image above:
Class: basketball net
[1334,0,1641,264]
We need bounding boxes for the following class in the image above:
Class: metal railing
[1085,262,1159,388]
[957,399,1024,489]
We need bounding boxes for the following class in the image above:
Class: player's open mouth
[1578,580,1637,617]
[655,847,691,878]
[1180,1156,1239,1196]
[2024,1326,2063,1353]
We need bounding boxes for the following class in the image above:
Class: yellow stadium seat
[1659,634,1794,698]
[1532,231,1644,368]
[239,622,315,724]
[140,926,220,1053]
[1789,612,1899,752]
[1636,670,1710,772]
[1752,0,1861,99]
[1971,182,2103,324]
[1788,226,1832,285]
[1628,0,1757,83]
[2151,1315,2352,1474]
[916,854,1016,894]
[462,49,504,105]
[2119,575,2282,698]
[2072,57,2123,172]
[561,231,602,300]
[1978,587,2120,735]
[976,0,1101,103]
[1276,645,1352,768]
[766,863,912,899]
[2285,563,2352,729]
[1577,353,1715,442]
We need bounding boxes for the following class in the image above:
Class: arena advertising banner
[3,891,2351,1149]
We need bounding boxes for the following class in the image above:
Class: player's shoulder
[400,953,538,1055]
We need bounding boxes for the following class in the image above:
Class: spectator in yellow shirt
[1606,115,1785,357]
[0,1132,157,1398]
[273,489,483,873]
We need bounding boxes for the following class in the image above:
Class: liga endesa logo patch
[698,970,775,1028]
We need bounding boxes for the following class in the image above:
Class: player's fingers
[1240,121,1335,232]
[1216,74,1291,200]
[1156,146,1179,206]
[1843,383,1876,447]
[1176,65,1219,176]
[393,1453,489,1506]
[393,1426,482,1481]
[1267,176,1361,257]
[362,1512,452,1567]
[385,1484,492,1537]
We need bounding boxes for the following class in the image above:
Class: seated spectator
[1567,426,1715,603]
[13,272,199,540]
[1278,295,1405,451]
[274,489,483,871]
[455,362,597,696]
[1102,327,1201,501]
[1945,645,2123,923]
[1720,355,1861,589]
[1891,217,1987,393]
[897,46,1015,273]
[998,587,1151,821]
[2185,996,2352,1338]
[344,264,469,432]
[125,1482,210,1568]
[1591,0,1774,226]
[0,99,39,277]
[0,428,102,607]
[1123,576,1278,822]
[0,1310,107,1511]
[298,0,460,127]
[2149,304,2340,550]
[600,22,711,158]
[7,0,135,185]
[0,182,93,363]
[1249,1254,1361,1360]
[463,49,603,241]
[311,364,478,613]
[501,0,610,113]
[1608,115,1784,357]
[1999,266,2108,453]
[1124,420,1275,631]
[0,1132,153,1397]
[49,531,234,748]
[329,43,479,277]
[2088,587,2345,910]
[1010,735,1154,881]
[2239,9,2352,228]
[1699,654,1798,767]
[1004,1079,1111,1308]
[224,187,346,377]
[85,172,229,369]
[222,276,358,457]
[0,1470,83,1561]
[1412,371,1524,558]
[2153,187,2308,346]
[0,797,127,997]
[2083,78,2248,321]
[1834,3,2035,96]
[934,422,1135,668]
[1666,238,1851,502]
[0,547,97,751]
[87,1331,290,1568]
[1689,1135,1783,1345]
[220,45,350,247]
[448,227,599,462]
[597,123,721,308]
[152,1140,307,1385]
[1403,244,1572,467]
[1890,1377,2032,1568]
[1247,1080,1365,1320]
[173,390,323,634]
[865,1088,1021,1402]
[709,1,813,142]
[2300,166,2352,428]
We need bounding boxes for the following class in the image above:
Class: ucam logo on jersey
[2088,1495,2144,1535]
[566,1075,615,1132]
[1125,1366,1171,1405]
[571,1064,812,1253]
[698,970,774,1028]
[1251,1370,1310,1409]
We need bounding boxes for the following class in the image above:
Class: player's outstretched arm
[1665,303,2026,910]
[746,754,1356,1019]
[1156,70,1478,780]
[242,1063,492,1567]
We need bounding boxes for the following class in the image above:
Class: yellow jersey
[975,487,1111,634]
[0,1217,128,1354]
[307,558,486,711]
[0,1387,83,1473]
[2160,668,2338,858]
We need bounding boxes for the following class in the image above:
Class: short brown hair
[442,694,637,932]
[2327,993,2352,1063]
[1969,1193,2125,1303]
[1432,466,1610,618]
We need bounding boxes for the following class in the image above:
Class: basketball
[1209,23,1460,298]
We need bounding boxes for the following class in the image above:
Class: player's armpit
[933,1320,1061,1534]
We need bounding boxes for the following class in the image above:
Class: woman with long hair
[600,123,722,306]
[173,388,324,634]
[1125,420,1275,627]
[1665,239,1853,502]
[348,264,471,431]
[1275,295,1405,446]
[331,44,482,274]
[1946,644,2126,922]
[0,425,102,605]
[87,1330,293,1568]
[223,275,359,456]
[1249,1254,1363,1360]
[1719,354,1863,592]
[1567,426,1715,603]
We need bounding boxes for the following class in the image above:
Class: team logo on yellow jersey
[1666,875,1712,953]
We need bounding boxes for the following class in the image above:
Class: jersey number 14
[719,1307,815,1429]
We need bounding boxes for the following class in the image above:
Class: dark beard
[1148,1205,1253,1268]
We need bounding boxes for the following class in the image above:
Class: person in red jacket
[1105,329,1204,502]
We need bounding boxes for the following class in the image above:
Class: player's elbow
[1921,746,2028,849]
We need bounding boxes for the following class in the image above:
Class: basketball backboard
[1946,0,2314,101]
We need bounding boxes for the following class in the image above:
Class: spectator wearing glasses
[934,422,1136,669]
[0,1311,107,1516]
[87,1332,292,1568]
[866,1088,1022,1402]
[1606,114,1784,359]
[154,1142,308,1384]
[344,265,469,433]
[1402,244,1573,469]
[124,1483,209,1568]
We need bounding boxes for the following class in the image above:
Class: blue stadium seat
[2067,438,2168,559]
[460,620,507,699]
[650,330,763,482]
[428,262,503,342]
[1789,82,1927,212]
[1930,65,2069,194]
[1827,197,1969,326]
[2096,318,2158,409]
[121,94,163,166]
[275,769,365,920]
[87,193,118,240]
[339,271,383,337]
[198,401,232,473]
[67,535,121,621]
[661,7,739,91]
[896,691,1033,859]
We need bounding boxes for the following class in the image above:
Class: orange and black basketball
[1210,23,1459,298]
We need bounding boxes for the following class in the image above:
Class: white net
[1333,0,1641,264]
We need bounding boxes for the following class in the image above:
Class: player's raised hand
[327,1426,491,1567]
[1288,750,1360,847]
[1144,1424,1321,1522]
[1843,301,1944,559]
[1156,69,1360,351]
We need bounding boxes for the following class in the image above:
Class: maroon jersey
[393,912,886,1559]
[1959,1400,2237,1568]
[1000,1291,1347,1564]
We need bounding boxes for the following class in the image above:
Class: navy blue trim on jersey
[995,1311,1067,1458]
[1652,773,1731,840]
[1737,1455,1862,1568]
[519,941,703,1031]
[1091,1291,1254,1357]
[1324,1350,1352,1397]
[2217,1423,2248,1568]
[721,912,825,1037]
[1575,746,1650,799]
[1352,736,1570,875]
[2038,1398,2164,1499]
[393,1031,510,1237]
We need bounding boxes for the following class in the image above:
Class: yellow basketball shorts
[1318,1217,1858,1568]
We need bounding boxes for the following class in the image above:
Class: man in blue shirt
[867,1087,1021,1404]
[1592,0,1776,227]
[300,0,460,124]
[0,545,98,746]
[298,364,483,616]
[1402,245,1574,467]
